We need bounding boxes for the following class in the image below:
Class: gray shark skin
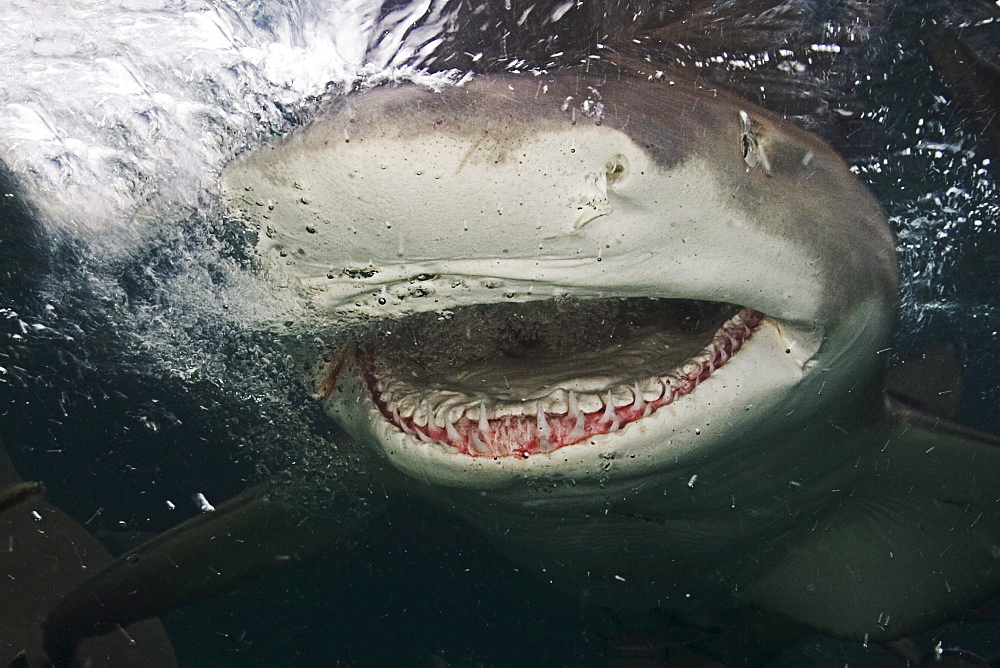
[40,73,1000,663]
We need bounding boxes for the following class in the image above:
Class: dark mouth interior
[355,298,763,458]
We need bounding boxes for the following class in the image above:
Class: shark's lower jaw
[351,300,764,459]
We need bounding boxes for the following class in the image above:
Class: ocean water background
[1,0,998,664]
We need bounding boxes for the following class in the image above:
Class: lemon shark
[39,73,1000,663]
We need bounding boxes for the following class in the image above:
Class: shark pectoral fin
[744,399,1000,642]
[0,480,43,512]
[1,439,177,668]
[42,471,383,666]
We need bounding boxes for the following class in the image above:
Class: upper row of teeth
[375,338,737,429]
[379,377,667,428]
[369,309,757,431]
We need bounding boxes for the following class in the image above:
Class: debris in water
[192,492,215,513]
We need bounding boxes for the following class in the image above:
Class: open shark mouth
[347,299,764,458]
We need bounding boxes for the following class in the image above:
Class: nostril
[605,155,629,185]
[739,110,772,175]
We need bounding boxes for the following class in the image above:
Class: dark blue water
[2,1,998,665]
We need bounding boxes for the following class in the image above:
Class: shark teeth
[360,308,764,458]
[478,402,489,433]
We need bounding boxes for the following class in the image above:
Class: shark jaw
[361,304,764,458]
[320,296,819,488]
[222,72,897,489]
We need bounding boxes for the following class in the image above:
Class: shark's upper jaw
[353,300,764,458]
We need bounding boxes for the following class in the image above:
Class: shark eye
[605,155,629,185]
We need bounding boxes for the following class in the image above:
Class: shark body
[222,73,999,636]
[38,72,1000,662]
[223,72,897,613]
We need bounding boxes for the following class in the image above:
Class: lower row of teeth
[369,309,762,456]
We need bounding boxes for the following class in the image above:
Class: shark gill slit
[358,308,764,458]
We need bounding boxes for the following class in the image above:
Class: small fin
[42,466,384,666]
[744,397,1000,641]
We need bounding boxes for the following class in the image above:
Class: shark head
[222,73,897,493]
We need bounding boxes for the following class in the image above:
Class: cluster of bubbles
[0,0,462,523]
[846,11,999,431]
